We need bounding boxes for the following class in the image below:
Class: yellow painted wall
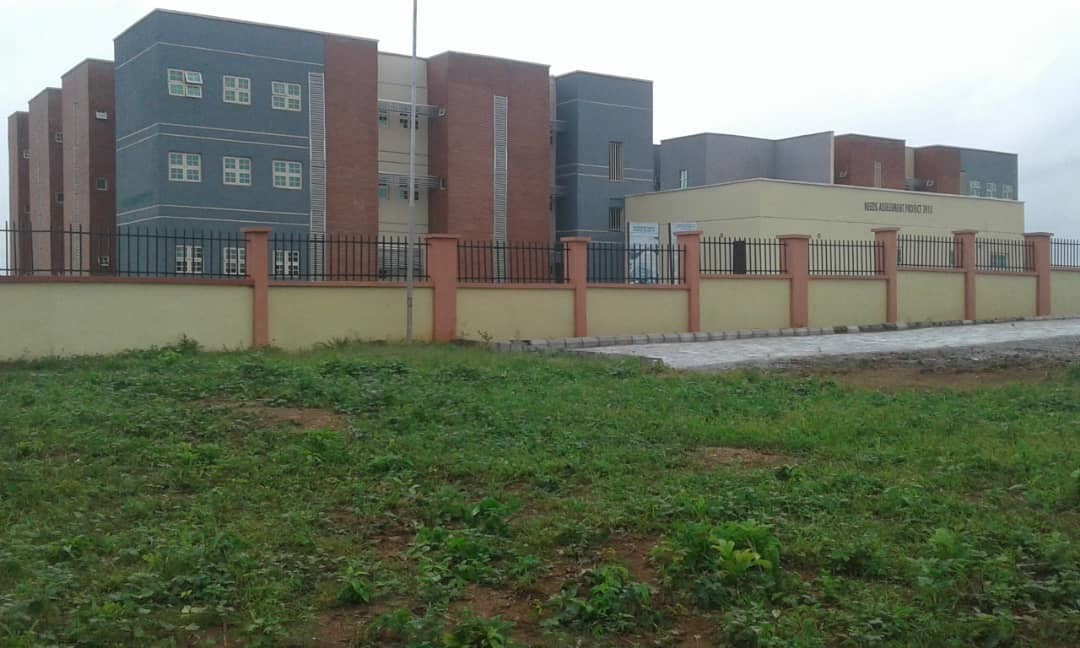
[457,288,574,341]
[975,274,1035,320]
[808,279,887,328]
[897,271,965,323]
[626,178,1025,240]
[587,288,687,336]
[269,286,432,349]
[1051,271,1080,316]
[0,282,251,360]
[701,278,789,331]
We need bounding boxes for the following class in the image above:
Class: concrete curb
[488,314,1079,353]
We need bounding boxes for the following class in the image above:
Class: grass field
[1,341,1078,647]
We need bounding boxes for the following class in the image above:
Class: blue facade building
[554,72,653,244]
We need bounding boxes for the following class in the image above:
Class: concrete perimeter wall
[1051,271,1080,316]
[898,271,965,323]
[269,285,433,349]
[587,288,688,336]
[457,288,574,341]
[0,282,251,359]
[701,278,789,331]
[976,274,1036,320]
[809,279,887,328]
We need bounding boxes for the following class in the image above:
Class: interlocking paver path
[582,319,1080,370]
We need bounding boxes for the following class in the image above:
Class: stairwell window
[223,247,247,276]
[271,81,302,111]
[274,249,301,276]
[608,141,624,182]
[168,69,203,98]
[272,160,302,190]
[169,152,201,182]
[679,169,688,189]
[223,156,252,186]
[175,245,203,274]
[223,76,251,105]
[608,206,624,232]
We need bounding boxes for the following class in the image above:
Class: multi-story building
[833,133,907,190]
[656,131,833,191]
[554,71,653,242]
[913,145,1018,199]
[6,112,32,273]
[62,59,116,274]
[28,88,64,273]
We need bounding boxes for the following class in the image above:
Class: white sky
[3,0,1080,267]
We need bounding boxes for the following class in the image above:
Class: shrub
[545,564,660,633]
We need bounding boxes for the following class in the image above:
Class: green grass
[0,342,1078,647]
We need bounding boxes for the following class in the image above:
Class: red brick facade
[324,36,379,239]
[913,146,963,196]
[427,52,551,242]
[62,60,115,273]
[833,134,906,190]
[7,112,32,273]
[28,88,64,274]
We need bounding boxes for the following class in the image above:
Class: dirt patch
[208,400,349,431]
[599,536,660,586]
[696,446,792,469]
[453,585,545,646]
[800,364,1061,392]
[672,613,715,648]
[313,604,393,647]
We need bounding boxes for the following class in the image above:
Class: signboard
[627,222,659,283]
[864,201,934,215]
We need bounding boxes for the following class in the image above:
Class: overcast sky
[3,0,1079,264]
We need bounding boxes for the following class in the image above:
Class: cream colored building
[625,178,1026,240]
[377,53,433,237]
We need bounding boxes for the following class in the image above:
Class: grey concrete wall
[657,135,707,190]
[773,132,833,183]
[657,131,833,191]
[704,134,774,184]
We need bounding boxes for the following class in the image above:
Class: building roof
[427,50,549,70]
[835,133,906,143]
[660,130,833,145]
[115,8,378,44]
[914,144,1017,157]
[555,70,652,84]
[61,58,115,79]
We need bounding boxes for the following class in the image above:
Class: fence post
[675,230,702,332]
[873,227,899,324]
[779,234,810,328]
[426,234,459,342]
[1025,232,1053,316]
[243,228,271,348]
[562,237,590,337]
[953,229,977,320]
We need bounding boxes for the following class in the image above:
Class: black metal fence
[587,242,684,284]
[700,237,785,275]
[897,235,962,269]
[1051,239,1080,269]
[975,237,1034,272]
[809,239,884,276]
[457,240,566,284]
[1,225,248,278]
[268,233,428,281]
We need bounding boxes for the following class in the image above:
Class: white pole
[405,0,418,343]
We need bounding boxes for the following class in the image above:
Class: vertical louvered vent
[493,95,509,281]
[308,72,327,276]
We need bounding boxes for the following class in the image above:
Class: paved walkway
[582,319,1080,370]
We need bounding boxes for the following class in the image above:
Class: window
[378,183,389,199]
[22,149,29,159]
[271,81,302,111]
[223,156,252,186]
[274,249,301,276]
[873,161,883,188]
[608,141,624,181]
[985,182,997,198]
[95,177,108,191]
[54,132,63,144]
[272,160,302,189]
[399,189,420,200]
[1002,184,1014,199]
[399,113,419,129]
[175,245,203,274]
[378,111,388,127]
[223,247,247,276]
[223,75,251,104]
[608,206,624,232]
[679,169,688,189]
[169,152,202,182]
[969,180,981,196]
[95,111,108,120]
[55,192,64,204]
[97,256,111,269]
[168,68,203,98]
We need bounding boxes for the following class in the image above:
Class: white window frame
[223,156,252,186]
[969,180,981,196]
[168,68,203,98]
[608,141,624,182]
[271,81,302,111]
[1002,184,1014,199]
[223,246,247,276]
[985,181,997,198]
[399,188,420,201]
[169,152,202,183]
[378,183,389,199]
[273,249,301,276]
[272,160,303,190]
[679,169,688,189]
[222,75,251,105]
[175,245,203,274]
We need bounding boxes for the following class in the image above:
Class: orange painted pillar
[676,230,702,332]
[562,237,590,337]
[243,227,271,348]
[427,234,459,342]
[873,227,899,323]
[1025,232,1053,316]
[953,229,977,320]
[779,235,810,328]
